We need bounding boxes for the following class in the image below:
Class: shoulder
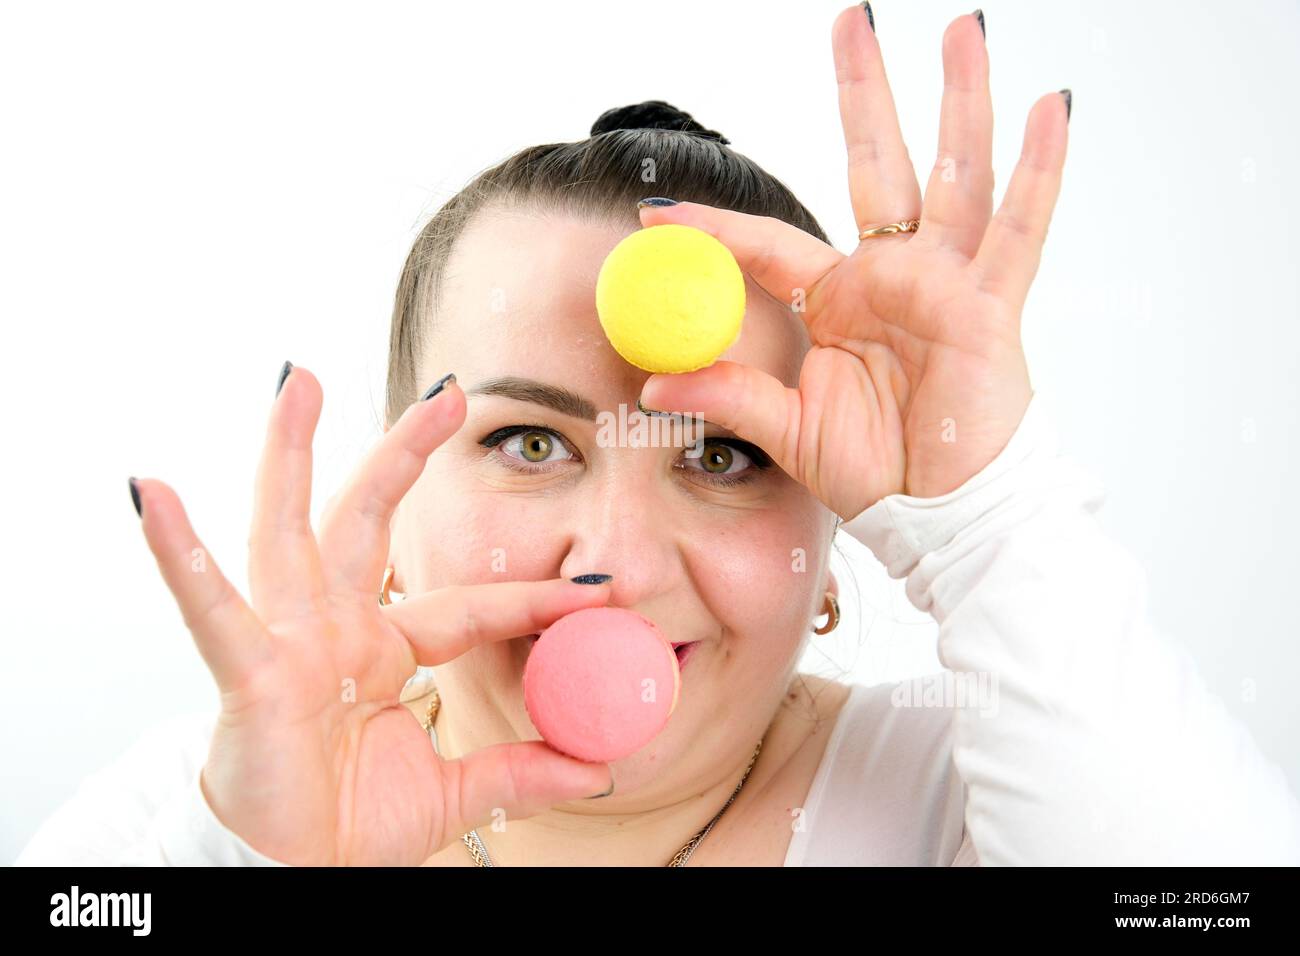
[81,709,218,796]
[788,672,855,726]
[787,671,968,866]
[846,673,964,760]
[14,709,218,866]
[812,673,961,803]
[792,671,958,756]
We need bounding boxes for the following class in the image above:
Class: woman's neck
[425,693,794,866]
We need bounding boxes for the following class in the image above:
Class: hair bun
[590,100,730,145]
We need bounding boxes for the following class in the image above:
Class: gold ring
[858,218,920,240]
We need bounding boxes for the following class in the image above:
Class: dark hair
[383,99,830,427]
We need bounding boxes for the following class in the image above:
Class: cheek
[395,483,563,589]
[686,507,827,657]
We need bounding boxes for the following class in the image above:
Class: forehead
[429,205,808,401]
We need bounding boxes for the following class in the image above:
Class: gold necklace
[420,686,764,866]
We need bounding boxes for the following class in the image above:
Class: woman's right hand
[131,365,617,866]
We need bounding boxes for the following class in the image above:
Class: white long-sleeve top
[15,392,1300,866]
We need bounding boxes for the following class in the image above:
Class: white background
[3,0,1298,862]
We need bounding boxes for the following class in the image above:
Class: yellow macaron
[595,224,745,374]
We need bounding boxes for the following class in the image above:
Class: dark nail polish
[637,197,677,208]
[861,1,875,33]
[636,397,674,418]
[585,775,616,799]
[570,573,613,585]
[129,477,142,518]
[973,9,984,38]
[421,372,456,401]
[275,360,293,397]
[1059,88,1072,122]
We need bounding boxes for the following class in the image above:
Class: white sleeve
[14,711,290,867]
[950,825,980,866]
[839,391,1300,865]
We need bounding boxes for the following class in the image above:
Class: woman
[17,5,1300,866]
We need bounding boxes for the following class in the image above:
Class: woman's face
[389,205,838,800]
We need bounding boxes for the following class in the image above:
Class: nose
[557,467,684,612]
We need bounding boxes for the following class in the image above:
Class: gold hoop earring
[378,566,395,606]
[813,592,840,635]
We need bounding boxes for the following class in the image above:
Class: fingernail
[275,360,293,397]
[1059,88,1072,123]
[128,477,142,518]
[585,774,616,799]
[636,397,673,418]
[637,197,677,208]
[973,9,984,38]
[570,573,613,585]
[861,1,875,33]
[421,372,456,401]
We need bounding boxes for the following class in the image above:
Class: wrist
[838,389,1052,577]
[902,382,1032,499]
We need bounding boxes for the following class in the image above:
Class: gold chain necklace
[420,686,763,866]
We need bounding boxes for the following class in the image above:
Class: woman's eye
[696,441,743,474]
[510,430,560,463]
[480,426,770,486]
[481,426,575,467]
[681,439,767,483]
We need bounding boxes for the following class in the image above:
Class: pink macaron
[523,606,680,762]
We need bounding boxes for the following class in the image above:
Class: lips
[525,634,700,667]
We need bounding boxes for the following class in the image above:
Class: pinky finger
[972,90,1071,310]
[130,477,272,693]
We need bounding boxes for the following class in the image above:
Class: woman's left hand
[636,7,1069,520]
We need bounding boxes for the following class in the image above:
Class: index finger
[636,202,843,317]
[379,577,616,666]
[316,373,465,607]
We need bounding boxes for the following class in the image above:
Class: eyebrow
[463,376,599,422]
[462,375,741,440]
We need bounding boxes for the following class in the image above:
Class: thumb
[436,740,615,848]
[638,360,799,472]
